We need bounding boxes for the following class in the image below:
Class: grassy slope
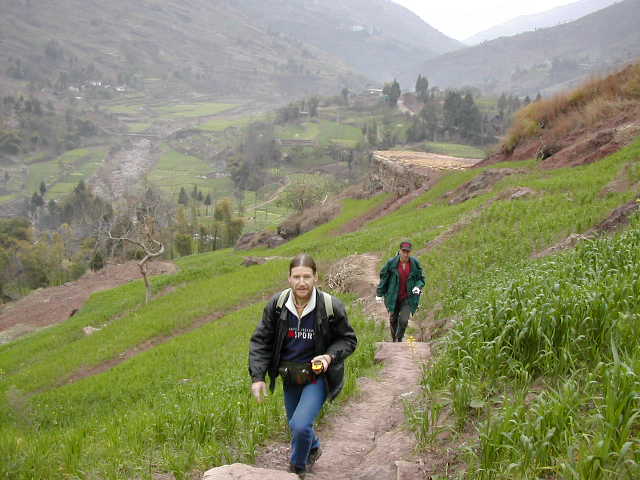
[1,136,640,478]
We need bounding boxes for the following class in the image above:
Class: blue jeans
[283,378,327,469]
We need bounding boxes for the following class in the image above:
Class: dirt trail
[252,177,292,210]
[255,254,432,480]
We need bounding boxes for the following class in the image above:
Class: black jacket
[248,289,357,401]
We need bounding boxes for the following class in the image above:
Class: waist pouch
[278,361,315,386]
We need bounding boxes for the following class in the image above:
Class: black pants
[389,298,411,342]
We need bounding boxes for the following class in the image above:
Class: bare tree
[109,217,164,304]
[107,189,169,304]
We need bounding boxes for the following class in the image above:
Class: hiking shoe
[289,463,306,478]
[307,446,322,469]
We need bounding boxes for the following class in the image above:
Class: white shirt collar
[285,287,317,320]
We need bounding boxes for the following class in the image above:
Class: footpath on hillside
[205,254,433,480]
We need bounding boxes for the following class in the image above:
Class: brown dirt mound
[0,260,177,343]
[479,114,640,169]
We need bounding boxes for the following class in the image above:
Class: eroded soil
[0,260,177,343]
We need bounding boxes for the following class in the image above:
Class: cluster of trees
[382,79,401,107]
[0,94,98,157]
[229,122,282,194]
[494,92,539,132]
[362,115,402,149]
[173,197,244,256]
[275,96,320,123]
[0,217,97,301]
[29,180,113,234]
[177,185,212,211]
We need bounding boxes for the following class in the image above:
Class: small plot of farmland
[147,148,234,199]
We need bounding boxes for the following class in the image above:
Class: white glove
[412,287,421,295]
[251,381,268,402]
[311,354,332,373]
[375,296,384,304]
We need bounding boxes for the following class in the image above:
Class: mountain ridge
[463,0,621,45]
[410,0,640,95]
[0,0,460,100]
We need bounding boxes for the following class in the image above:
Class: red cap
[399,241,412,250]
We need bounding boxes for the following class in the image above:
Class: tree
[178,187,189,205]
[204,193,212,215]
[459,93,482,141]
[415,75,429,102]
[214,197,233,222]
[281,183,323,212]
[31,192,44,208]
[39,180,46,196]
[108,203,165,305]
[90,250,104,271]
[341,87,350,105]
[365,119,378,147]
[308,96,320,117]
[383,79,401,107]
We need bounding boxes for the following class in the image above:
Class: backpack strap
[321,291,333,319]
[276,288,291,313]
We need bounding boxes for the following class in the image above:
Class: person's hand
[375,296,384,304]
[311,354,332,373]
[412,287,421,295]
[251,381,267,402]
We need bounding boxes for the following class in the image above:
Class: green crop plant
[413,213,640,478]
[0,299,382,479]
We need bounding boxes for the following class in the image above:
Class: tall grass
[0,297,383,479]
[504,62,640,153]
[414,215,640,479]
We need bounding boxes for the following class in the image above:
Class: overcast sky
[392,0,575,41]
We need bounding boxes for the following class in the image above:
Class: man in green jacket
[376,241,426,342]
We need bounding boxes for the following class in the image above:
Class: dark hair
[289,253,317,274]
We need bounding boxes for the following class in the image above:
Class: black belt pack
[278,361,315,386]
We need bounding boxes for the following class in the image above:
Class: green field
[421,141,486,159]
[153,102,237,119]
[22,147,108,198]
[105,104,145,115]
[276,120,363,147]
[197,117,253,132]
[147,148,234,200]
[2,129,640,478]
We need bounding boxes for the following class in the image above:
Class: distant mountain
[410,0,640,96]
[241,0,462,83]
[464,0,621,45]
[0,0,461,100]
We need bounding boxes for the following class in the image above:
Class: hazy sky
[392,0,575,41]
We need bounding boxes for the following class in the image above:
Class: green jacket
[376,255,426,314]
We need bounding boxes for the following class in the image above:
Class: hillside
[3,58,640,479]
[0,0,358,100]
[411,0,640,95]
[0,0,459,101]
[241,0,462,83]
[464,0,620,45]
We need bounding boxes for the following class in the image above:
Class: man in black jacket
[249,253,357,477]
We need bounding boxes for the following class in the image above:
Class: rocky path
[243,254,432,480]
